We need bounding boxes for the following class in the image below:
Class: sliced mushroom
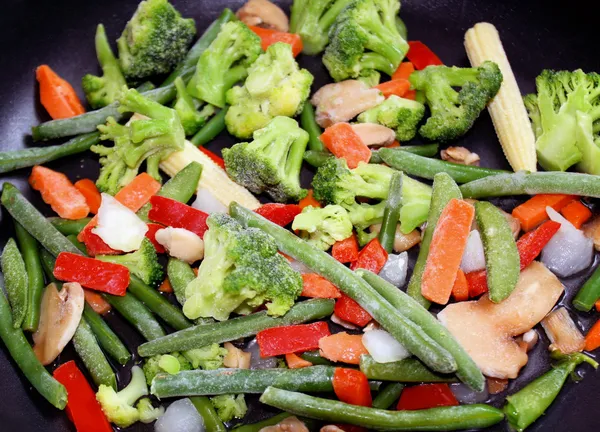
[260,416,309,432]
[369,223,421,252]
[155,227,204,264]
[236,0,289,32]
[441,146,481,166]
[437,261,564,379]
[223,342,252,369]
[33,282,84,366]
[541,307,585,354]
[311,80,385,128]
[351,123,395,147]
[583,215,600,251]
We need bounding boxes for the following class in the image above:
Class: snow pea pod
[1,238,28,328]
[15,223,45,332]
[72,317,117,390]
[360,355,455,384]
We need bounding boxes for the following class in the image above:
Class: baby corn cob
[465,22,537,172]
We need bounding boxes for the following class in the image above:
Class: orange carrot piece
[36,65,85,120]
[301,273,342,299]
[285,353,313,369]
[84,289,111,315]
[299,189,322,210]
[384,140,401,148]
[451,269,469,302]
[375,79,411,98]
[319,332,369,365]
[392,62,415,81]
[74,179,102,214]
[512,194,577,231]
[596,299,600,312]
[403,90,417,100]
[560,200,592,229]
[320,123,371,169]
[29,166,89,220]
[421,199,475,305]
[158,278,173,293]
[248,26,303,57]
[585,319,600,351]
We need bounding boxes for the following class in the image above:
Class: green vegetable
[303,150,331,168]
[230,203,456,374]
[475,201,520,303]
[66,234,87,254]
[356,226,379,247]
[225,42,314,139]
[407,173,461,308]
[371,143,439,162]
[223,116,309,202]
[72,317,117,390]
[504,353,598,432]
[573,264,600,311]
[49,217,91,236]
[173,77,215,136]
[159,354,185,374]
[358,95,425,141]
[117,0,196,81]
[39,248,59,284]
[260,387,505,430]
[410,61,503,141]
[143,352,192,385]
[372,383,404,409]
[138,299,334,356]
[1,238,28,328]
[523,93,543,139]
[151,366,336,398]
[97,238,163,287]
[300,103,324,152]
[83,303,130,365]
[167,257,195,305]
[182,213,302,321]
[300,350,332,366]
[378,172,402,253]
[378,147,508,183]
[574,110,600,176]
[191,396,227,432]
[323,0,408,82]
[291,204,353,251]
[82,24,128,109]
[395,16,407,40]
[136,397,165,424]
[190,107,228,146]
[211,394,247,422]
[183,343,227,370]
[103,292,165,340]
[357,70,381,87]
[361,355,455,384]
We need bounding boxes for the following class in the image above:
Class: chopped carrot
[421,199,475,305]
[451,269,469,302]
[249,26,303,57]
[36,65,85,120]
[584,319,600,351]
[384,140,401,149]
[285,353,313,369]
[560,200,592,229]
[512,194,576,231]
[29,166,89,220]
[301,273,342,299]
[320,123,371,169]
[392,62,415,81]
[83,289,111,315]
[375,79,411,98]
[403,90,417,100]
[318,332,369,365]
[158,278,173,293]
[596,299,600,312]
[74,179,102,214]
[299,189,321,210]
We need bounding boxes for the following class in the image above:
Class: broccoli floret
[136,398,165,424]
[357,95,425,141]
[356,70,381,87]
[82,24,128,109]
[210,394,248,422]
[93,87,185,195]
[96,238,163,287]
[322,0,408,82]
[223,116,309,203]
[183,343,228,370]
[182,213,302,321]
[143,352,192,385]
[187,21,262,108]
[117,0,196,81]
[173,77,216,136]
[292,205,353,251]
[356,227,379,246]
[225,42,314,138]
[344,201,386,231]
[96,366,148,428]
[523,93,542,140]
[289,0,354,55]
[409,61,503,142]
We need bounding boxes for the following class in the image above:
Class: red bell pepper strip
[54,252,130,296]
[351,238,388,274]
[199,146,225,170]
[53,361,112,432]
[145,223,166,253]
[333,368,372,407]
[255,203,302,227]
[334,293,372,327]
[256,321,331,357]
[301,273,342,299]
[320,123,371,169]
[148,196,209,238]
[397,384,458,410]
[248,26,303,57]
[406,41,443,70]
[332,234,359,264]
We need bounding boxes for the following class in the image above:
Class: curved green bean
[15,223,45,332]
[72,317,117,390]
[379,172,402,253]
[360,355,455,383]
[167,257,196,305]
[82,303,130,365]
[300,103,324,152]
[573,265,600,311]
[190,107,228,146]
[103,292,165,341]
[190,396,227,432]
[1,238,28,328]
[300,350,332,366]
[49,217,91,236]
[372,383,404,409]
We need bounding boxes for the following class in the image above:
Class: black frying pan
[1,0,599,430]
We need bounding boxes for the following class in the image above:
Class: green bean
[460,171,600,199]
[229,203,457,374]
[379,148,508,184]
[260,387,505,431]
[190,107,228,146]
[1,238,28,328]
[372,383,404,409]
[72,317,117,390]
[190,396,227,432]
[103,292,165,341]
[66,234,88,254]
[0,281,67,409]
[300,350,332,366]
[138,298,334,356]
[371,144,440,164]
[151,366,336,398]
[82,303,130,365]
[39,248,59,284]
[359,271,484,391]
[49,217,91,236]
[233,413,292,432]
[300,103,324,152]
[406,173,461,309]
[360,355,455,383]
[0,132,100,174]
[15,223,45,332]
[128,275,192,331]
[167,257,196,305]
[303,150,331,168]
[379,172,402,253]
[1,183,82,257]
[573,265,600,311]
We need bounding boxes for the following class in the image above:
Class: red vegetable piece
[351,238,388,274]
[332,234,359,264]
[334,293,372,327]
[465,270,488,298]
[248,26,303,57]
[148,196,209,238]
[406,41,444,70]
[397,384,458,411]
[333,368,372,407]
[78,224,119,256]
[256,321,331,357]
[320,123,371,169]
[199,146,226,170]
[145,223,166,253]
[301,273,342,299]
[255,203,302,227]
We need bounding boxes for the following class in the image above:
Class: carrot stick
[84,289,111,315]
[299,189,321,210]
[451,269,469,302]
[301,273,342,299]
[29,166,89,220]
[375,79,411,98]
[36,65,85,119]
[319,332,368,365]
[74,179,102,214]
[512,194,576,231]
[249,26,303,57]
[285,353,313,369]
[392,62,415,81]
[320,123,370,169]
[421,199,475,305]
[584,319,600,351]
[560,200,592,229]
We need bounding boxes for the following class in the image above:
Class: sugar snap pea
[1,238,28,328]
[72,317,117,390]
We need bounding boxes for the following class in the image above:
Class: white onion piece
[246,338,278,369]
[541,207,593,277]
[460,230,486,273]
[289,259,311,274]
[362,329,410,363]
[192,188,228,214]
[93,193,148,252]
[450,382,489,404]
[379,252,408,287]
[155,399,204,432]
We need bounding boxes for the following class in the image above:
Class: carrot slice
[36,65,85,119]
[249,26,303,57]
[285,353,313,369]
[299,189,321,210]
[512,194,576,231]
[74,179,102,214]
[375,79,411,98]
[421,199,475,305]
[158,277,173,293]
[319,332,369,365]
[320,123,371,169]
[392,62,415,81]
[403,90,417,100]
[451,269,469,302]
[83,289,111,315]
[29,166,89,220]
[301,273,342,299]
[585,319,600,351]
[560,200,592,229]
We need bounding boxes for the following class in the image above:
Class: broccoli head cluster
[292,205,353,251]
[357,95,425,141]
[96,238,163,287]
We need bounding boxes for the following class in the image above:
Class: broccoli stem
[359,53,396,77]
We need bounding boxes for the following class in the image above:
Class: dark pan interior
[1,0,600,430]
